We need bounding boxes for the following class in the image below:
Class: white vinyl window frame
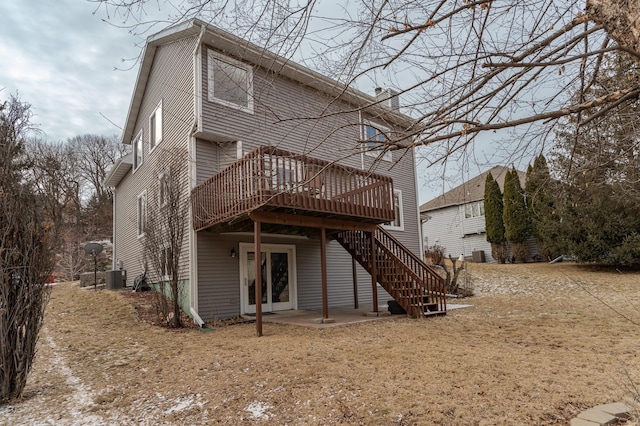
[133,130,143,172]
[382,190,404,231]
[158,171,169,208]
[149,100,163,153]
[159,245,172,281]
[207,49,254,114]
[362,121,392,162]
[464,201,485,219]
[137,190,147,238]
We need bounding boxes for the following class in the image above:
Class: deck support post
[254,220,263,337]
[352,257,359,309]
[370,231,378,313]
[321,227,329,319]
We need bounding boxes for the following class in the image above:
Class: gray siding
[422,204,540,263]
[196,233,382,321]
[422,204,493,261]
[113,35,197,284]
[198,46,422,255]
[195,138,240,185]
[193,45,421,319]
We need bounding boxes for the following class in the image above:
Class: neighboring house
[420,166,537,263]
[104,19,445,331]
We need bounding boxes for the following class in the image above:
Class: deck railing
[192,146,395,231]
[336,226,447,317]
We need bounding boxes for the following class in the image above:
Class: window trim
[158,171,169,208]
[137,190,147,238]
[464,200,485,219]
[207,49,254,114]
[159,245,171,281]
[149,100,163,153]
[362,121,392,162]
[133,130,143,172]
[382,190,404,231]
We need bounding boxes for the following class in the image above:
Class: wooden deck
[191,146,395,233]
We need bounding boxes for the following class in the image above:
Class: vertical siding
[114,35,197,285]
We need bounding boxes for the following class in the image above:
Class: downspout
[188,23,207,327]
[358,109,364,170]
[412,143,424,259]
[110,187,117,270]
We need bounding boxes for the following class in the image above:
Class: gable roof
[419,166,526,213]
[121,19,415,145]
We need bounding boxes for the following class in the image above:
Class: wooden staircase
[336,226,446,317]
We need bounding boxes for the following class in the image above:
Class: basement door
[240,243,297,315]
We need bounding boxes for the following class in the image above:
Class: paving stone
[570,417,601,426]
[594,402,632,419]
[576,407,618,425]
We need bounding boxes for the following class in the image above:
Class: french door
[240,243,296,314]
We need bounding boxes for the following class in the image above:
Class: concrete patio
[242,304,472,329]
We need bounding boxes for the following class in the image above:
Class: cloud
[0,0,143,141]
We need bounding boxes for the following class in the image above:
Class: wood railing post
[254,220,263,337]
[321,227,329,319]
[352,257,359,309]
[370,231,378,313]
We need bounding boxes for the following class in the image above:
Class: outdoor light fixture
[230,247,237,258]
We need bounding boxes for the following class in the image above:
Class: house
[104,19,445,333]
[420,166,537,263]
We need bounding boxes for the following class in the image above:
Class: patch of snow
[164,394,204,414]
[245,401,273,419]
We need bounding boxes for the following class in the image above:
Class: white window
[160,246,172,280]
[159,172,169,207]
[133,130,143,171]
[137,190,147,237]
[464,201,485,219]
[207,50,253,113]
[149,101,163,152]
[383,190,404,231]
[362,122,392,161]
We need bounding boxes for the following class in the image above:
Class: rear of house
[106,19,444,326]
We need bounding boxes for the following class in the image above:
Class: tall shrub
[484,172,507,263]
[525,154,558,260]
[0,95,54,403]
[503,168,532,262]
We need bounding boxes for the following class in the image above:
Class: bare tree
[58,237,86,281]
[68,134,127,202]
[91,0,640,169]
[0,95,54,402]
[141,148,189,328]
[26,139,83,247]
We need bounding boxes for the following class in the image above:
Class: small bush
[491,243,508,264]
[512,242,529,263]
[606,234,640,267]
[426,245,446,265]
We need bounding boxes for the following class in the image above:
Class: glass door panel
[271,252,289,303]
[247,252,267,307]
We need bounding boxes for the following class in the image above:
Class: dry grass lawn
[2,262,640,425]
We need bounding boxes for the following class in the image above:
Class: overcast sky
[0,1,527,203]
[0,0,143,141]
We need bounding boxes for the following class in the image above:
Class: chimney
[375,87,400,110]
